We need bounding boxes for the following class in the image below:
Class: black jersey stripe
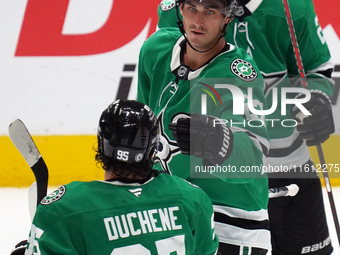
[214,212,270,231]
[245,131,269,156]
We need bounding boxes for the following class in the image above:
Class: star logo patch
[231,59,257,81]
[160,0,176,11]
[41,186,66,205]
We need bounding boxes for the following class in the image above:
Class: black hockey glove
[291,89,335,146]
[10,240,27,255]
[169,113,234,165]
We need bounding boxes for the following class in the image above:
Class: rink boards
[1,134,340,187]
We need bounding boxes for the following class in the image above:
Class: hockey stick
[269,184,299,199]
[28,182,38,221]
[282,0,340,244]
[8,119,49,213]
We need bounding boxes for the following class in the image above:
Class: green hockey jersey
[25,173,218,255]
[138,27,269,209]
[137,27,271,249]
[157,0,334,169]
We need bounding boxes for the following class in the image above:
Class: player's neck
[183,39,226,70]
[104,171,145,181]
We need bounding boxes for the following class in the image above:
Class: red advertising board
[15,0,160,56]
[15,0,340,56]
[314,0,340,37]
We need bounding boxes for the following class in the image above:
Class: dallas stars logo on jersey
[160,0,176,11]
[231,59,257,81]
[41,186,66,205]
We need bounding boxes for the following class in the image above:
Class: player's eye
[206,9,216,15]
[188,6,197,12]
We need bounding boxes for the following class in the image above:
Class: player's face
[180,1,229,51]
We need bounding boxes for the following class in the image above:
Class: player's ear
[180,3,184,15]
[224,16,233,24]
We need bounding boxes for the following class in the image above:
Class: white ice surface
[1,187,340,254]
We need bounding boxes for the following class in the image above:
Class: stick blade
[9,119,49,206]
[8,119,41,167]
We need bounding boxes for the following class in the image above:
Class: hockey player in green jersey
[18,100,219,255]
[138,0,271,254]
[157,0,335,254]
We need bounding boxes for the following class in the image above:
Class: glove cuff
[309,89,331,104]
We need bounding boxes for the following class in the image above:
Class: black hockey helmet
[97,100,159,164]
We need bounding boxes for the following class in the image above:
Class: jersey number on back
[111,235,185,254]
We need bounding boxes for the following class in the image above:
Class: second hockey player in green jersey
[156,0,335,254]
[138,0,271,253]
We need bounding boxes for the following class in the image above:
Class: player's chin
[187,36,206,48]
[188,39,213,52]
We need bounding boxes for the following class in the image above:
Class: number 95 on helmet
[97,100,160,164]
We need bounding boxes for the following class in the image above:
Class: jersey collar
[170,36,234,81]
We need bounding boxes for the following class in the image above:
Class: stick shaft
[282,0,340,244]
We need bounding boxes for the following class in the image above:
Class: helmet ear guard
[97,100,160,164]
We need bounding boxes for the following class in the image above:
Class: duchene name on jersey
[104,206,182,240]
